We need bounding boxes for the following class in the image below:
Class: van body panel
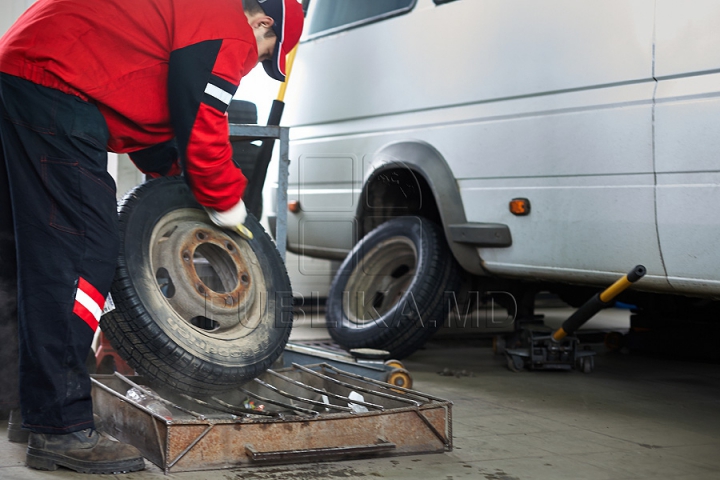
[280,0,720,299]
[471,174,665,285]
[655,1,720,78]
[654,5,720,296]
[285,0,655,127]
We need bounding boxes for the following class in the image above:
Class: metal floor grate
[92,362,452,473]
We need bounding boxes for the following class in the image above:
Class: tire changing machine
[503,265,647,373]
[91,123,449,474]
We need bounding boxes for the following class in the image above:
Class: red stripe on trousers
[77,277,105,309]
[72,301,99,332]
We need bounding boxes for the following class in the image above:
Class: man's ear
[249,14,275,31]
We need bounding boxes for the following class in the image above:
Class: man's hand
[205,200,254,240]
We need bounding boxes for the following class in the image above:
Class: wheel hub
[149,209,265,336]
[344,236,418,325]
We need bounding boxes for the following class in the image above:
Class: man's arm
[167,38,256,212]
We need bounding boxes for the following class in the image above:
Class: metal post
[276,127,290,261]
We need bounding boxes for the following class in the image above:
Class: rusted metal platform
[91,363,452,474]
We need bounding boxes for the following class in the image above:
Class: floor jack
[504,265,646,373]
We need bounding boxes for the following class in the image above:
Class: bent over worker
[0,0,303,473]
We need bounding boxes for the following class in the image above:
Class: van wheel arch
[356,141,486,275]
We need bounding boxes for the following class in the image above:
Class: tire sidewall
[327,216,441,345]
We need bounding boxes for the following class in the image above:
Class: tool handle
[243,100,285,219]
[243,45,298,219]
[553,265,646,341]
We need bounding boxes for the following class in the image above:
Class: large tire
[227,99,258,125]
[101,177,292,395]
[228,100,262,214]
[326,216,460,359]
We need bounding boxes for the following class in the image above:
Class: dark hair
[243,0,277,38]
[242,0,265,16]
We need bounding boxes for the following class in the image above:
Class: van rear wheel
[326,216,460,359]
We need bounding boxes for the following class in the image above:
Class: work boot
[7,409,28,443]
[8,411,105,444]
[26,429,145,474]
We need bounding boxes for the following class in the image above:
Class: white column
[0,0,37,35]
[108,153,144,200]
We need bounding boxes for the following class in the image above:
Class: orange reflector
[509,198,531,216]
[288,200,301,213]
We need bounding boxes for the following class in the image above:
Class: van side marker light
[510,198,531,216]
[288,200,301,213]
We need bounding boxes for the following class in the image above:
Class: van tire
[326,216,460,359]
[228,100,261,214]
[100,177,293,395]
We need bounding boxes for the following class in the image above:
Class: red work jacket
[0,0,256,211]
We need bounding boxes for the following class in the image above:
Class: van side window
[307,0,415,37]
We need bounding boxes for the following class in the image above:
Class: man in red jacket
[0,0,303,473]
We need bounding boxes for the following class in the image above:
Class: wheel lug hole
[197,284,206,295]
[182,251,191,262]
[225,242,235,252]
[240,273,250,285]
[196,232,207,241]
[225,296,234,306]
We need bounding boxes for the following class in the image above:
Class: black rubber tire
[227,100,258,125]
[326,216,460,359]
[228,100,262,214]
[231,142,260,181]
[100,177,292,395]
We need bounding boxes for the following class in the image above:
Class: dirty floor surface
[1,308,719,480]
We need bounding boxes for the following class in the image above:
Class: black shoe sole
[26,449,145,474]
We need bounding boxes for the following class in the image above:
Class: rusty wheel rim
[149,208,266,339]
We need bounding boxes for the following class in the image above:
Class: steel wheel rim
[148,208,267,340]
[343,236,418,326]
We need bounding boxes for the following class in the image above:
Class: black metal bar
[320,364,447,403]
[554,265,646,340]
[291,363,420,406]
[113,372,206,420]
[208,396,280,418]
[253,377,353,413]
[265,369,385,411]
[245,440,396,462]
[238,386,318,417]
[228,124,282,141]
[243,100,285,218]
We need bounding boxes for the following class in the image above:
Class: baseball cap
[257,0,304,82]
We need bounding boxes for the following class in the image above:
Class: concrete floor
[2,308,720,479]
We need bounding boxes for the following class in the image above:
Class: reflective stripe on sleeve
[204,83,233,106]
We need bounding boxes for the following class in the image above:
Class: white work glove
[205,200,253,240]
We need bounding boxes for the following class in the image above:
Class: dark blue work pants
[0,73,119,434]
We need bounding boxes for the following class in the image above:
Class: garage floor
[1,308,720,479]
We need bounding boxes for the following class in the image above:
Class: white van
[277,0,720,357]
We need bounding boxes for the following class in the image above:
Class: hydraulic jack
[505,265,646,373]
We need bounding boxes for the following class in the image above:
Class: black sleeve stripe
[203,90,231,113]
[203,75,239,113]
[168,39,223,174]
[210,74,238,97]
